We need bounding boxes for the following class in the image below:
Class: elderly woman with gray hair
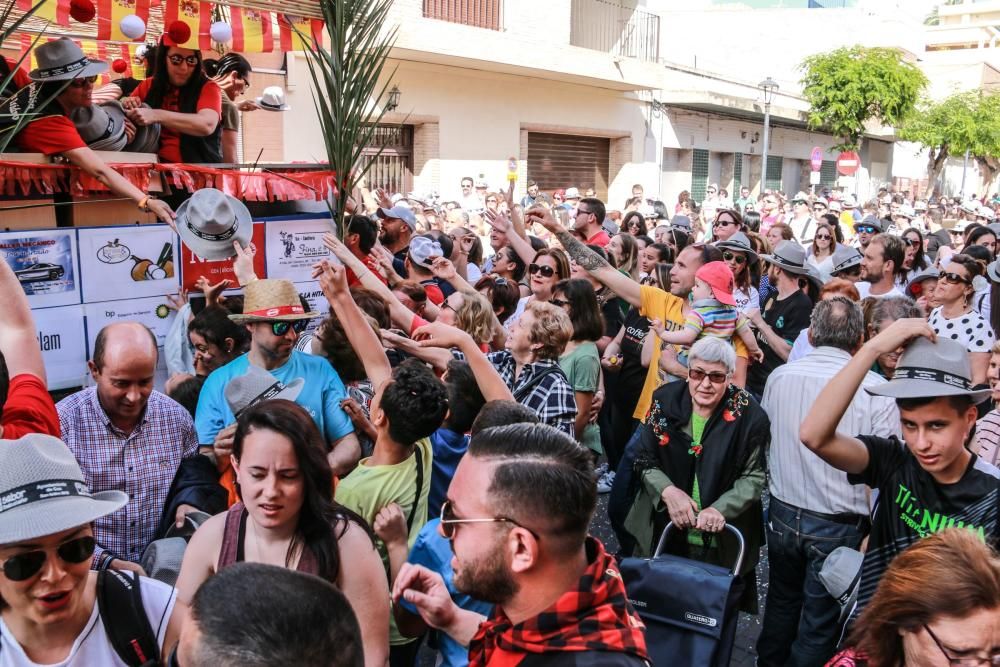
[623,336,770,612]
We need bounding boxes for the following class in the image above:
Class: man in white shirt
[757,297,898,667]
[788,192,818,244]
[857,233,905,299]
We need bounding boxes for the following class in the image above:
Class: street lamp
[758,77,779,193]
[385,85,401,112]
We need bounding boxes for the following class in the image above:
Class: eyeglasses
[793,200,808,206]
[439,500,538,540]
[855,225,877,234]
[924,624,1000,666]
[722,251,747,265]
[942,271,971,286]
[68,75,98,88]
[550,298,569,308]
[167,54,199,67]
[268,320,308,337]
[715,217,737,227]
[2,536,95,581]
[688,367,729,385]
[528,263,556,278]
[815,234,832,241]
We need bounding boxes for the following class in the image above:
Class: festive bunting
[96,0,150,41]
[278,14,323,52]
[17,0,70,27]
[162,0,211,50]
[231,7,273,53]
[76,39,111,84]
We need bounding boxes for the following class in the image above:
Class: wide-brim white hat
[256,86,290,111]
[175,188,253,260]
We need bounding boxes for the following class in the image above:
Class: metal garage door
[527,132,611,200]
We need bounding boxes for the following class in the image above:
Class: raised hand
[232,241,257,286]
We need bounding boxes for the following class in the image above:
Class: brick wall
[240,52,289,164]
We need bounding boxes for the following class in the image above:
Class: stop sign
[836,150,861,176]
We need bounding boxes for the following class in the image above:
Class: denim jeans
[609,425,645,557]
[756,496,866,667]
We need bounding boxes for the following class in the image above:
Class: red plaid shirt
[57,388,199,564]
[468,538,649,666]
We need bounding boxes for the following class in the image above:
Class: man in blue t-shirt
[195,278,359,476]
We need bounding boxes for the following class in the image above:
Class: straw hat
[228,279,318,324]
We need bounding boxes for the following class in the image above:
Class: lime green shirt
[688,412,708,547]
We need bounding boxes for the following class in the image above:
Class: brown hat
[228,280,318,323]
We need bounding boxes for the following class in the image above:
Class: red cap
[695,261,737,306]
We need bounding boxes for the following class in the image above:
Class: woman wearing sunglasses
[622,336,768,614]
[929,254,995,386]
[898,227,931,289]
[203,52,257,163]
[806,222,837,282]
[122,37,222,165]
[716,231,761,315]
[710,209,744,243]
[0,434,182,665]
[829,528,1000,667]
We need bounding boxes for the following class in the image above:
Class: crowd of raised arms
[2,162,1000,667]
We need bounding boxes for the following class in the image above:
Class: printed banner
[32,305,88,390]
[264,217,336,283]
[294,280,327,337]
[231,6,273,53]
[0,229,81,308]
[77,225,180,303]
[83,295,177,388]
[180,221,266,291]
[96,0,151,41]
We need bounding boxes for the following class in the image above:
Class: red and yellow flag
[96,0,150,42]
[278,14,323,52]
[16,0,70,27]
[163,0,211,51]
[231,7,273,53]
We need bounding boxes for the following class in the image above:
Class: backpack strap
[405,444,424,535]
[97,569,161,667]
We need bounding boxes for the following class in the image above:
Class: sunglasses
[268,320,309,337]
[722,251,747,264]
[903,238,918,247]
[439,500,537,540]
[942,271,971,286]
[688,367,728,385]
[793,200,808,206]
[815,234,832,241]
[855,225,877,234]
[167,54,199,66]
[715,218,736,227]
[2,536,95,581]
[549,298,569,308]
[68,75,98,88]
[528,263,556,278]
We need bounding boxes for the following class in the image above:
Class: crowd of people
[4,103,1000,663]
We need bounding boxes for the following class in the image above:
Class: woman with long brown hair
[830,528,1000,666]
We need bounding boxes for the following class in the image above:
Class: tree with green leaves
[899,91,1000,194]
[800,46,927,152]
[301,0,399,237]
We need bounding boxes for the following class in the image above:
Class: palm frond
[0,0,51,153]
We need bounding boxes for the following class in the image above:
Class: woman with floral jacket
[623,337,769,612]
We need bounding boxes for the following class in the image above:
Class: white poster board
[78,226,180,303]
[83,296,178,389]
[32,305,88,390]
[0,230,81,308]
[265,218,336,282]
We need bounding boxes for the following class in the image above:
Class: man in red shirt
[0,251,59,440]
[122,39,222,164]
[574,198,611,248]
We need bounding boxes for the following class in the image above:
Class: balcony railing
[570,0,660,63]
[423,0,502,31]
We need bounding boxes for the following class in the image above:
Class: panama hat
[760,240,811,275]
[829,246,863,276]
[224,364,304,419]
[866,336,991,402]
[71,101,127,152]
[175,188,253,261]
[715,231,758,264]
[124,104,161,154]
[0,434,127,545]
[28,37,108,82]
[228,279,319,324]
[256,86,290,111]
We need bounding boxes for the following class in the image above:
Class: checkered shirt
[487,351,577,438]
[57,388,199,564]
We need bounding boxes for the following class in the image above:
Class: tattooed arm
[526,206,642,307]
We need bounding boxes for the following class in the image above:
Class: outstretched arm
[413,322,514,402]
[526,206,642,308]
[0,256,44,381]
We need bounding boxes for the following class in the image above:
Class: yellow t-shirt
[636,285,748,420]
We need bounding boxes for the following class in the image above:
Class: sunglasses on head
[855,225,877,234]
[268,320,308,336]
[2,535,95,582]
[528,263,556,278]
[167,54,199,66]
[688,367,728,385]
[722,250,747,264]
[68,75,98,88]
[942,271,971,285]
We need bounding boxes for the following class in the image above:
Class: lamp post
[385,85,401,112]
[758,77,779,194]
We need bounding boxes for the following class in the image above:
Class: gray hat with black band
[71,101,127,152]
[124,104,161,154]
[715,231,758,264]
[865,336,991,402]
[225,364,304,419]
[0,434,127,544]
[760,240,811,275]
[175,188,253,261]
[29,37,108,82]
[830,245,863,275]
[819,546,863,609]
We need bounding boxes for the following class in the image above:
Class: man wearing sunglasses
[392,424,650,666]
[573,198,611,248]
[853,216,882,251]
[789,191,818,245]
[195,278,360,477]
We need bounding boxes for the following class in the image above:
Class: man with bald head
[57,322,199,572]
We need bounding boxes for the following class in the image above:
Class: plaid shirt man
[487,351,576,437]
[57,388,199,564]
